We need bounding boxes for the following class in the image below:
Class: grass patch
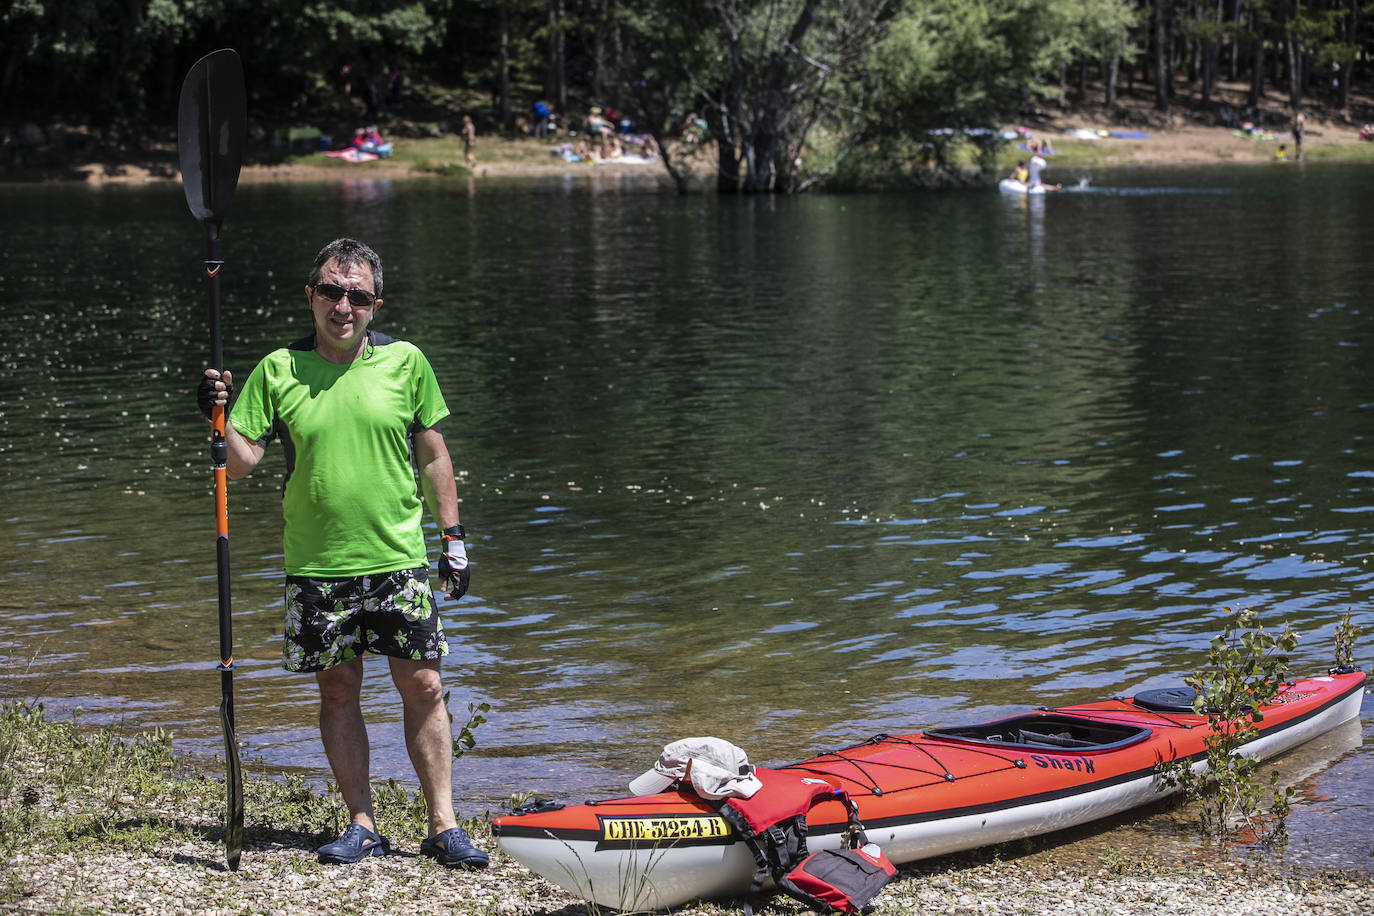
[0,701,490,874]
[264,134,579,177]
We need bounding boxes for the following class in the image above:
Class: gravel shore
[2,703,1371,915]
[6,815,1373,915]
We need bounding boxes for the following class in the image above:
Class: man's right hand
[198,368,233,420]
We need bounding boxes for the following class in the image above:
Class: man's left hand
[439,526,470,600]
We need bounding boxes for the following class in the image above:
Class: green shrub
[1158,606,1299,846]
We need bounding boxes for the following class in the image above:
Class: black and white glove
[197,369,233,420]
[438,525,470,600]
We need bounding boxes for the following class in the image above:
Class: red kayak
[492,668,1366,911]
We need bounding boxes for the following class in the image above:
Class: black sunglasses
[312,283,377,308]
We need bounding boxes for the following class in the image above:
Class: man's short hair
[309,238,383,297]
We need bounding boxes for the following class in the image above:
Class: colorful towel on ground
[324,149,380,163]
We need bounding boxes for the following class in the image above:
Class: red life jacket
[717,768,896,914]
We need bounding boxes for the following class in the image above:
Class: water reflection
[0,170,1371,866]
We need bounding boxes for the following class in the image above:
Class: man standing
[197,238,487,869]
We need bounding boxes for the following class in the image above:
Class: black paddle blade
[177,49,246,226]
[222,686,244,871]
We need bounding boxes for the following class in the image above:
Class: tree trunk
[1248,20,1264,109]
[716,136,739,193]
[1345,0,1360,110]
[546,0,566,113]
[591,0,607,101]
[1285,30,1302,110]
[593,0,622,110]
[1154,0,1169,111]
[1230,0,1242,80]
[498,6,512,132]
[1105,55,1119,107]
[1201,38,1215,105]
[1,44,22,102]
[742,0,820,193]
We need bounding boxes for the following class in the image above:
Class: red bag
[778,844,897,913]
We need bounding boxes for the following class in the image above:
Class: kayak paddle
[176,47,247,872]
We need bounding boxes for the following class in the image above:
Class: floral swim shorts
[282,567,449,672]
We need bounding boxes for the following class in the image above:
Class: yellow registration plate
[598,814,733,843]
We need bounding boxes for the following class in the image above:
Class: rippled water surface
[1,165,1372,864]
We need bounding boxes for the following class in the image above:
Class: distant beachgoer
[1275,143,1287,162]
[587,107,615,156]
[1293,110,1305,160]
[461,115,476,169]
[352,126,384,150]
[1011,160,1028,183]
[587,107,610,137]
[531,101,551,138]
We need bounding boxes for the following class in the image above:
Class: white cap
[627,737,763,799]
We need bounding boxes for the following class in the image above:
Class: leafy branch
[1157,606,1298,846]
[1333,609,1362,672]
[443,690,491,760]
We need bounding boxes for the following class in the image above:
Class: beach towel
[324,149,380,163]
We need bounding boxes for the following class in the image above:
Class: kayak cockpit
[925,713,1151,752]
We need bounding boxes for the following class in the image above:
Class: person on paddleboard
[1027,153,1061,192]
[196,238,487,870]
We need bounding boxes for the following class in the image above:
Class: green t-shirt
[229,332,451,577]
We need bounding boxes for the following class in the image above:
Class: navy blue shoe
[419,826,489,869]
[317,824,390,864]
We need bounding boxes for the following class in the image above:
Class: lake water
[1,164,1372,868]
